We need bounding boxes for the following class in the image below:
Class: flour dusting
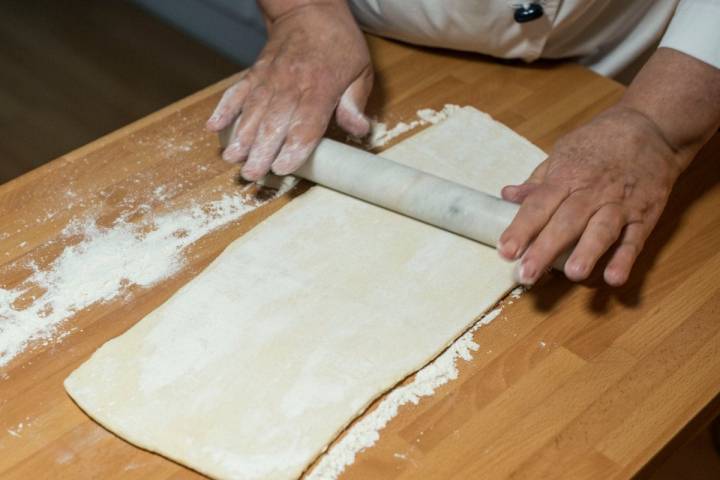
[364,104,462,148]
[5,415,34,439]
[307,305,506,479]
[0,178,296,369]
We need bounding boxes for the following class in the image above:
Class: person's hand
[498,106,685,286]
[206,0,373,181]
[497,48,720,287]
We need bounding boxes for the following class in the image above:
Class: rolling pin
[219,125,569,272]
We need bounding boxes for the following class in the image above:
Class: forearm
[258,0,348,21]
[618,47,720,169]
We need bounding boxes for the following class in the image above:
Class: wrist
[603,104,692,175]
[617,48,720,164]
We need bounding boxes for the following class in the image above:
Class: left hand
[206,0,372,181]
[497,105,685,286]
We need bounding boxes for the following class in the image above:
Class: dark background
[0,0,266,184]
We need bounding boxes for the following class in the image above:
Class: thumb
[335,68,373,137]
[501,159,548,203]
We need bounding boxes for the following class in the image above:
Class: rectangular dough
[65,107,546,480]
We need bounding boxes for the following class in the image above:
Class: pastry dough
[65,107,545,479]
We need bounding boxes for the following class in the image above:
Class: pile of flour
[0,178,296,369]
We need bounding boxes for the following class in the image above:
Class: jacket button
[514,3,544,23]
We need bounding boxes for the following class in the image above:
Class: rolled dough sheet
[65,107,546,480]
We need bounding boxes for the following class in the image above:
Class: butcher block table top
[2,35,720,480]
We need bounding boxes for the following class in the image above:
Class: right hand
[206,0,373,181]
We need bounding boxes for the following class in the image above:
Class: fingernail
[604,268,625,286]
[500,240,519,260]
[504,187,518,201]
[567,261,587,279]
[518,262,537,285]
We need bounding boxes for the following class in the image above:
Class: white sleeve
[659,0,720,69]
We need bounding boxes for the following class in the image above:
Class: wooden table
[2,35,719,479]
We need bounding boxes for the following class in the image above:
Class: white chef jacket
[348,0,720,77]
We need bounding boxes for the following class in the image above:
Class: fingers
[211,72,370,180]
[602,223,647,286]
[206,79,251,131]
[516,193,594,284]
[218,80,342,179]
[222,85,272,164]
[271,136,322,176]
[242,92,298,180]
[498,184,569,261]
[602,205,662,286]
[563,205,625,281]
[335,68,373,137]
[272,92,335,175]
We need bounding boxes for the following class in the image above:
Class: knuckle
[256,122,278,140]
[235,120,259,143]
[594,222,618,242]
[553,213,577,231]
[302,89,333,107]
[529,233,555,257]
[244,69,264,87]
[288,124,324,145]
[252,83,272,98]
[522,197,552,217]
[619,241,640,258]
[596,212,623,234]
[274,58,324,88]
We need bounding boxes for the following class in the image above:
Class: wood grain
[2,35,719,479]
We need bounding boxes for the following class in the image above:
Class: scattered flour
[307,306,506,480]
[55,450,74,464]
[367,120,423,148]
[0,178,296,369]
[364,104,462,148]
[4,103,523,478]
[5,416,33,439]
[123,460,150,472]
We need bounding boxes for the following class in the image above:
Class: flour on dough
[65,107,546,480]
